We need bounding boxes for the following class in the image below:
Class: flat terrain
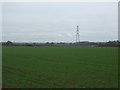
[2,46,118,88]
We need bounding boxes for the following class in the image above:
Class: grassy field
[2,46,118,88]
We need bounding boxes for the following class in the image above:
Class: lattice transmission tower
[76,25,80,43]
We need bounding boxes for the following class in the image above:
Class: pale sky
[2,2,118,42]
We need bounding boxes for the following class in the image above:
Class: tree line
[1,40,120,47]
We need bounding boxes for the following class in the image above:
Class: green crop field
[2,46,118,88]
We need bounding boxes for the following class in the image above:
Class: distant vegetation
[1,40,119,47]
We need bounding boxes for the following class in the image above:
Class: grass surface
[2,46,118,88]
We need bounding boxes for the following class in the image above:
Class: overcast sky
[2,2,118,42]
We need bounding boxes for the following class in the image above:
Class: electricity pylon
[76,25,80,43]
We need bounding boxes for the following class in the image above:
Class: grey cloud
[2,2,118,42]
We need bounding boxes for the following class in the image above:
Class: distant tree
[46,42,49,44]
[6,41,13,46]
[51,42,54,45]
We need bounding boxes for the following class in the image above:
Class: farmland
[2,46,118,88]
